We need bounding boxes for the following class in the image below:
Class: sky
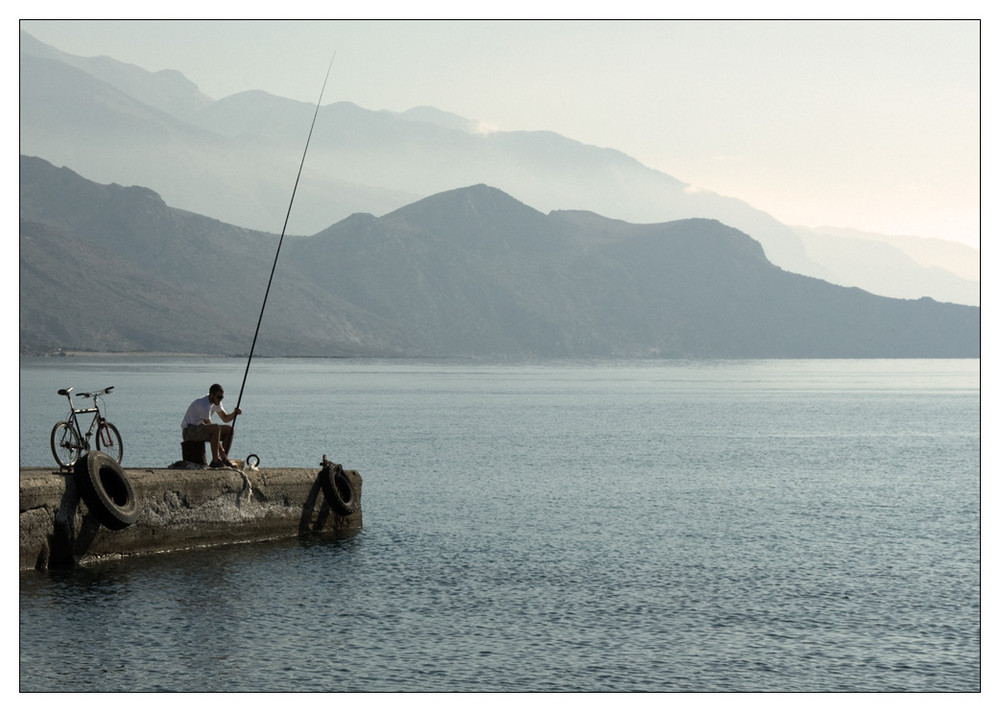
[18,17,983,249]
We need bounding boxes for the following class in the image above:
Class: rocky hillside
[20,156,978,358]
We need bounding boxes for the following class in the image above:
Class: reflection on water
[20,359,980,692]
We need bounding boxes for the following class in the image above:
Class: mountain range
[19,155,979,358]
[18,29,979,307]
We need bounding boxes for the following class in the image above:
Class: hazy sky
[19,18,982,248]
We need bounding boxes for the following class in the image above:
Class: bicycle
[50,386,124,469]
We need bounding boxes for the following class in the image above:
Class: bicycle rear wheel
[95,420,123,464]
[50,421,83,469]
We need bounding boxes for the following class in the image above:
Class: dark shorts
[183,423,212,442]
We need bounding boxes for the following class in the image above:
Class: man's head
[209,384,224,404]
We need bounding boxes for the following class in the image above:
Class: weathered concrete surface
[19,465,362,570]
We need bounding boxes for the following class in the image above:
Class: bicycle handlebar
[57,386,115,399]
[78,387,114,398]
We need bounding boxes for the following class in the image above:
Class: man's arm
[216,407,243,423]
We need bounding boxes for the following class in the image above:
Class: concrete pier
[19,463,362,570]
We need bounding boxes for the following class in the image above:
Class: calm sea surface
[19,358,980,692]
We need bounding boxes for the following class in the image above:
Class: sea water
[18,358,980,692]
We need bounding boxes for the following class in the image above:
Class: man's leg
[221,425,234,458]
[206,423,222,462]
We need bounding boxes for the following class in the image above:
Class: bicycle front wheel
[51,421,84,469]
[96,420,124,464]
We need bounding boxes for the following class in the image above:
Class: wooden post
[181,441,207,464]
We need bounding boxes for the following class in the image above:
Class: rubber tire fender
[75,451,138,530]
[321,463,359,516]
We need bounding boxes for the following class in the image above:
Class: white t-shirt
[181,395,224,429]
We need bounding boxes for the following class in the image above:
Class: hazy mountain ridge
[19,156,979,358]
[19,29,212,118]
[792,226,978,306]
[797,224,979,280]
[19,30,978,306]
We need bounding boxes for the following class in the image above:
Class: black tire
[51,421,83,469]
[75,451,138,530]
[95,420,124,464]
[321,463,359,516]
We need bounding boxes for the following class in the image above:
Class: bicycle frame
[58,386,114,451]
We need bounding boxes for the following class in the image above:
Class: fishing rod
[231,53,336,438]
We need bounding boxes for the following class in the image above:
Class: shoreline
[23,351,220,359]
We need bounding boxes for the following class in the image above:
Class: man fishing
[181,384,242,468]
[201,56,330,468]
